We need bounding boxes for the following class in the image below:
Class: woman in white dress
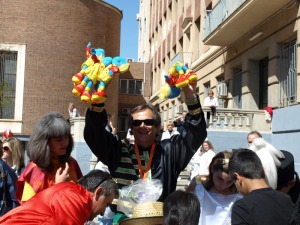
[187,151,242,225]
[190,140,216,180]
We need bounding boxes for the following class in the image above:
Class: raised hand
[55,162,70,184]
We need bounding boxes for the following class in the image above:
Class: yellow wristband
[189,108,202,115]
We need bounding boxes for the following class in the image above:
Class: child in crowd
[163,190,200,225]
[187,151,242,225]
[229,149,294,225]
[16,112,83,203]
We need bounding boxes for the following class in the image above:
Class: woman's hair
[204,151,236,192]
[249,138,284,189]
[2,137,25,173]
[163,190,200,225]
[207,90,214,95]
[200,140,214,153]
[27,112,74,170]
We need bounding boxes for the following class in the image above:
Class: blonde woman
[203,90,218,122]
[190,140,216,179]
[2,137,25,177]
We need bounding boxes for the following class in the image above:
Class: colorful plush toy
[159,61,198,99]
[72,42,130,104]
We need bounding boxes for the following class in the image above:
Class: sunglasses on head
[3,146,10,151]
[132,119,155,126]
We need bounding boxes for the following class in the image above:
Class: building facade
[0,0,122,138]
[0,0,126,174]
[138,0,300,170]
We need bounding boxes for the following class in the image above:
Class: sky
[103,0,140,61]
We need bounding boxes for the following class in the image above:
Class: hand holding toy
[159,61,198,99]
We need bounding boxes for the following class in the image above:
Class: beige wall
[138,0,300,123]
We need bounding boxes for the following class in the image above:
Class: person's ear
[288,179,296,189]
[234,173,243,185]
[93,186,104,201]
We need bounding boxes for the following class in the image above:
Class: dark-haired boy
[229,149,294,225]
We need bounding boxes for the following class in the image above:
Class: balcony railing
[203,0,292,45]
[70,108,271,138]
[203,108,270,132]
[204,0,246,39]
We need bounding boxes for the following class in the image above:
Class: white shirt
[126,129,135,145]
[68,108,80,118]
[161,129,180,141]
[203,96,219,107]
[195,184,242,225]
[190,149,215,178]
[94,161,109,173]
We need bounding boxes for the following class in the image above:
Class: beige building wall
[138,0,300,124]
[0,0,123,136]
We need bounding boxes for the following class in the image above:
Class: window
[232,66,242,109]
[0,44,25,121]
[171,101,175,121]
[119,79,143,95]
[0,51,16,118]
[204,83,210,97]
[118,116,129,132]
[259,57,268,109]
[279,40,297,107]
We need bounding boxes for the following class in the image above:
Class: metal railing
[204,0,246,38]
[279,40,297,107]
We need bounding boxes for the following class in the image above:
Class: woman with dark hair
[16,112,83,203]
[163,190,200,225]
[187,151,242,225]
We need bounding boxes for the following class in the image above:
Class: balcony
[203,0,292,46]
[203,108,270,132]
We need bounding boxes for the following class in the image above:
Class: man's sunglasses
[132,119,155,126]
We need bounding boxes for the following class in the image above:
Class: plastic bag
[117,179,162,217]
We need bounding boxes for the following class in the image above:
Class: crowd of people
[1,83,300,225]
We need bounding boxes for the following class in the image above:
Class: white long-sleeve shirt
[203,97,219,108]
[68,108,80,118]
[161,129,180,141]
